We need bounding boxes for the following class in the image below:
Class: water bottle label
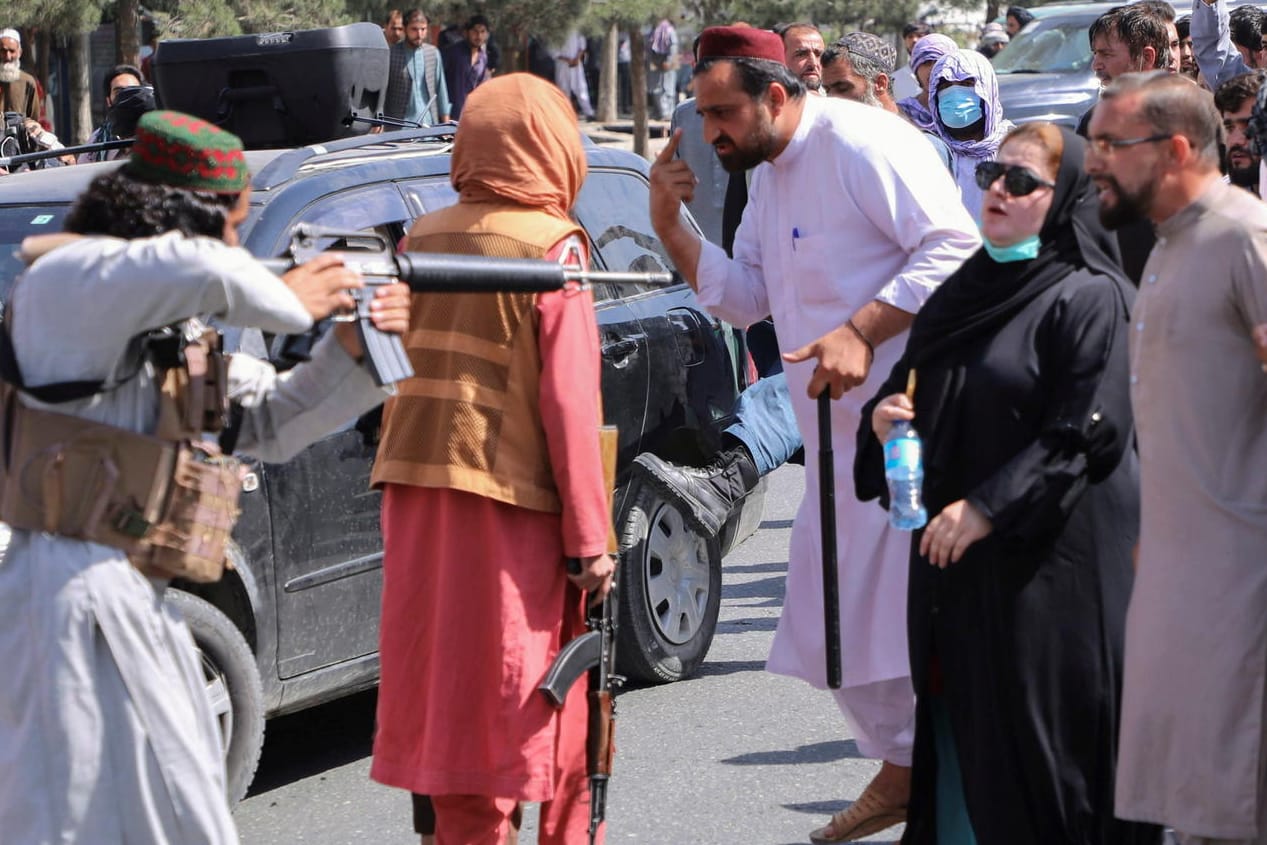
[884,437,922,474]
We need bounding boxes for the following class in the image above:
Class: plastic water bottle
[884,421,928,530]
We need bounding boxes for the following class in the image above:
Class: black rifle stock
[262,224,676,387]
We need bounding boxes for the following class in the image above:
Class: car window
[267,183,410,367]
[573,169,681,298]
[286,184,411,239]
[0,205,71,301]
[994,17,1095,74]
[400,178,459,216]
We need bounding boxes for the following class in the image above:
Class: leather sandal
[807,783,907,843]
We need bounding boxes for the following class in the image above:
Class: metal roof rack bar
[251,125,457,190]
[0,138,132,170]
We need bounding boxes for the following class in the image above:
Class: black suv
[0,128,766,800]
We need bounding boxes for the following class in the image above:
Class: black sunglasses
[974,161,1056,197]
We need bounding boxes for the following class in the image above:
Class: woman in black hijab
[854,124,1161,845]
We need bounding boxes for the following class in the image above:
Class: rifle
[538,426,622,845]
[261,224,675,387]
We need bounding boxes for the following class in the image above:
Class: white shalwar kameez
[695,95,979,763]
[0,233,390,845]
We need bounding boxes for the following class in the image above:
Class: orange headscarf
[450,73,587,222]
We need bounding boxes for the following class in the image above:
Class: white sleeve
[226,332,390,463]
[694,188,773,328]
[847,129,980,314]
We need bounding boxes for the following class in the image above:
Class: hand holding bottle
[872,392,915,444]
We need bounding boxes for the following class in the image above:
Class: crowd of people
[642,10,1267,845]
[2,5,1267,845]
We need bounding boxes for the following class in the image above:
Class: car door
[258,182,410,678]
[572,168,744,461]
[398,176,652,486]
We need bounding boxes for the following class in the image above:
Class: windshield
[994,16,1096,74]
[0,205,71,301]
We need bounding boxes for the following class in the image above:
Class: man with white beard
[0,28,40,121]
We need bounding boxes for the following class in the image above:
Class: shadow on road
[721,738,862,766]
[695,658,767,677]
[723,573,786,602]
[245,689,379,798]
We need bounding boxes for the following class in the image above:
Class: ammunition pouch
[0,322,240,583]
[0,386,241,582]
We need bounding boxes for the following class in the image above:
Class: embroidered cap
[0,28,20,46]
[125,110,249,194]
[697,26,785,64]
[840,31,897,75]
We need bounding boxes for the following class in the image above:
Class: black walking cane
[818,388,843,689]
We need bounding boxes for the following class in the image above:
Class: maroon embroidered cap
[697,26,785,64]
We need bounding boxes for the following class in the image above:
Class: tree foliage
[147,0,353,38]
[5,0,111,35]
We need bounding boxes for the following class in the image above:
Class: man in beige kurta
[1087,71,1267,844]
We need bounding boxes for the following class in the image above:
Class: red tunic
[371,239,609,821]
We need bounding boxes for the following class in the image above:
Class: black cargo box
[152,23,388,149]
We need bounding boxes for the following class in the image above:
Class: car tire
[165,589,265,804]
[616,478,722,684]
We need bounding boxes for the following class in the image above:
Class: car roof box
[152,23,388,149]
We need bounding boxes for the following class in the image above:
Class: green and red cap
[126,110,249,194]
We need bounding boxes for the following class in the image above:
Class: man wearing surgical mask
[929,50,1014,215]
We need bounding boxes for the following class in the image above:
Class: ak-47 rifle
[261,224,676,387]
[538,426,622,845]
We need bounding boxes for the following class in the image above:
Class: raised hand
[648,128,697,233]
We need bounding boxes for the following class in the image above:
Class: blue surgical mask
[982,234,1041,263]
[938,87,984,129]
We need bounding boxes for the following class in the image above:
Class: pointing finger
[655,128,683,165]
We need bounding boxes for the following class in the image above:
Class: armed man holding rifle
[0,111,413,845]
[369,72,616,845]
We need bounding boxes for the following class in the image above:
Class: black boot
[632,442,760,537]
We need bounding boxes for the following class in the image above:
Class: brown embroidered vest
[370,203,583,513]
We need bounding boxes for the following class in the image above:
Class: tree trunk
[630,27,648,159]
[69,32,91,145]
[117,0,142,66]
[986,2,1002,25]
[596,21,617,124]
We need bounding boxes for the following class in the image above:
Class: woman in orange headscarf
[370,74,614,844]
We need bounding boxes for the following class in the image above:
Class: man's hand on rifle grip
[333,281,412,362]
[567,553,615,604]
[281,253,362,321]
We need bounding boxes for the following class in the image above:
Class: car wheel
[165,589,265,804]
[615,478,722,684]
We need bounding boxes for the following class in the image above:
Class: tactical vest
[0,317,242,583]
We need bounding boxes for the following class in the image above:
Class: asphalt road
[234,464,903,845]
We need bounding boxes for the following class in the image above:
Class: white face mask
[0,61,20,83]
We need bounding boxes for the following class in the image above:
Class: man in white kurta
[1087,72,1267,845]
[553,30,594,120]
[649,26,979,843]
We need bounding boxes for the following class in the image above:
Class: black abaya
[854,130,1162,845]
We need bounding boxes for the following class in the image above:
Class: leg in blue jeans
[633,372,800,536]
[723,372,802,476]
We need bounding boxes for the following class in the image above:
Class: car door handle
[668,308,706,366]
[603,338,638,356]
